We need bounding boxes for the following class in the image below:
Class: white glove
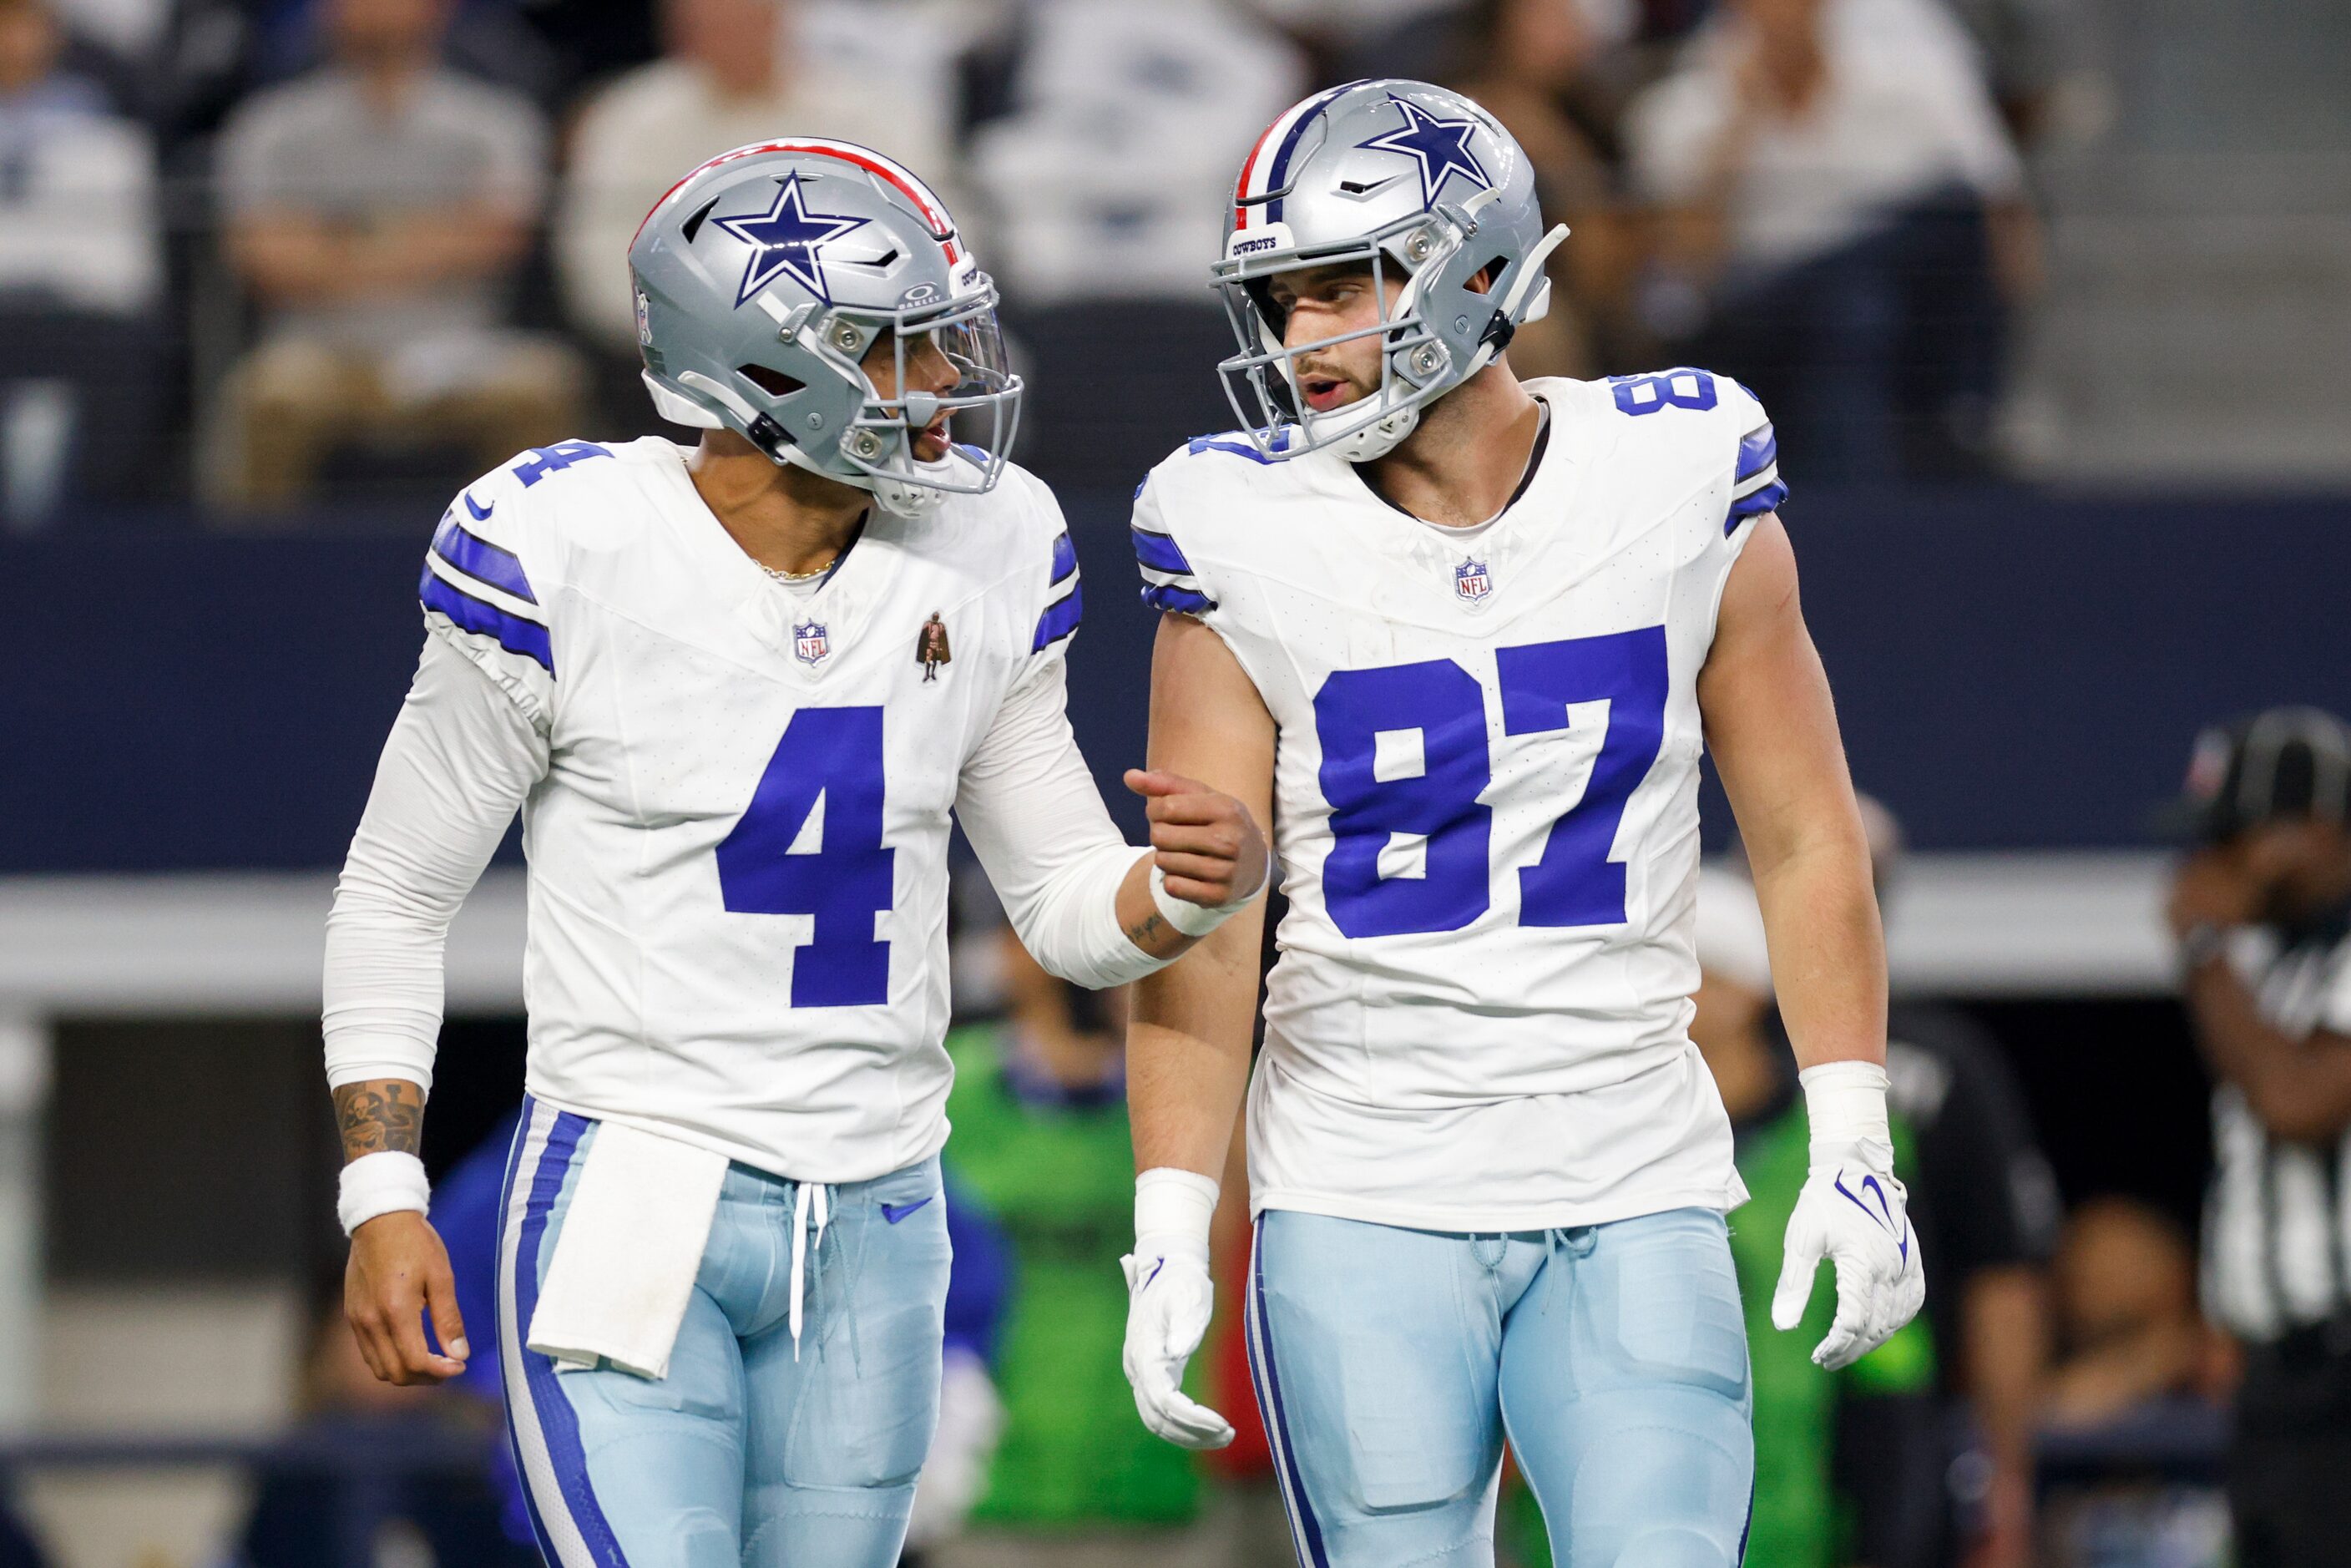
[1772,1060,1926,1371]
[1120,1167,1234,1450]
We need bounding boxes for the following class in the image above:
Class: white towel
[526,1121,729,1380]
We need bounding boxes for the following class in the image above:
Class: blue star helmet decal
[713,174,871,307]
[1355,94,1494,210]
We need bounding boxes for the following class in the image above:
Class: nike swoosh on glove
[1119,1242,1234,1449]
[1772,1161,1926,1370]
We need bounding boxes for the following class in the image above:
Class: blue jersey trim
[1048,530,1078,587]
[1186,432,1281,463]
[1736,422,1778,483]
[1140,583,1216,616]
[422,565,554,674]
[432,513,538,604]
[1728,478,1788,530]
[1130,527,1195,577]
[1033,583,1083,651]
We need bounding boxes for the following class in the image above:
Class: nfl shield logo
[792,620,830,666]
[1454,558,1493,602]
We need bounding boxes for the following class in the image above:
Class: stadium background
[0,0,2346,1561]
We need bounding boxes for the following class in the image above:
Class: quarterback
[1119,82,1924,1566]
[321,141,1267,1567]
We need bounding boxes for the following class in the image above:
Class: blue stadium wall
[4,488,2343,872]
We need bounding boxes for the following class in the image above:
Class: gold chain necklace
[759,557,837,585]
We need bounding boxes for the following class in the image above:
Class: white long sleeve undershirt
[323,636,545,1095]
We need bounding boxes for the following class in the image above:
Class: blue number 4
[512,440,612,488]
[716,707,895,1007]
[1313,627,1668,939]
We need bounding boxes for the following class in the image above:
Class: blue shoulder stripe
[1049,530,1078,587]
[1033,583,1083,652]
[432,513,538,605]
[1185,432,1282,464]
[1736,422,1777,483]
[1728,478,1788,531]
[421,564,554,674]
[1130,526,1195,577]
[1141,582,1216,616]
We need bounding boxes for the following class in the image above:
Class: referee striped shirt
[2202,914,2351,1342]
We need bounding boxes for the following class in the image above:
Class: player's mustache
[1292,360,1363,392]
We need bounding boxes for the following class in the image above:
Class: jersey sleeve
[322,635,550,1095]
[1722,378,1787,535]
[955,643,1157,992]
[418,460,557,732]
[1031,516,1084,660]
[1129,470,1219,620]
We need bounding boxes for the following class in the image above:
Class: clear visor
[820,290,1024,497]
[1210,215,1453,459]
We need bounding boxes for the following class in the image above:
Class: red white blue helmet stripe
[635,137,961,266]
[1232,83,1366,232]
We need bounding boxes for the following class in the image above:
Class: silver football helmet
[1213,81,1570,462]
[629,139,1021,518]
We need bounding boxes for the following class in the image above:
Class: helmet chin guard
[629,139,1022,515]
[1211,81,1569,463]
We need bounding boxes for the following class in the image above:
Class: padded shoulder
[414,443,624,723]
[1599,369,1784,534]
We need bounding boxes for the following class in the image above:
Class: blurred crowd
[0,0,2108,525]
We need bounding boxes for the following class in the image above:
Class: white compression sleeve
[956,652,1159,990]
[322,635,549,1094]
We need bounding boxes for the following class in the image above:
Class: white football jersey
[412,436,1102,1182]
[1132,372,1786,1231]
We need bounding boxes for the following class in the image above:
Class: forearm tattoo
[1125,911,1172,952]
[333,1080,424,1162]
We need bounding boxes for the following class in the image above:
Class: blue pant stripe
[510,1105,632,1566]
[497,1099,563,1563]
[1242,1256,1311,1568]
[1251,1216,1331,1568]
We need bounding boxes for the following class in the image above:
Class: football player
[1119,82,1924,1567]
[321,141,1268,1567]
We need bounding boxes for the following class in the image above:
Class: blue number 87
[1313,626,1669,938]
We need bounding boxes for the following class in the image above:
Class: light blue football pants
[1247,1206,1755,1568]
[497,1097,949,1568]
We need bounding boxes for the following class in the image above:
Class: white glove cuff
[1150,862,1261,939]
[338,1151,431,1236]
[1135,1166,1218,1259]
[1798,1060,1895,1169]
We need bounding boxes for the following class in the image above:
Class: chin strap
[1471,223,1572,376]
[660,367,936,509]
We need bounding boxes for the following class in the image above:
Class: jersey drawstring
[788,1179,832,1360]
[1543,1226,1597,1314]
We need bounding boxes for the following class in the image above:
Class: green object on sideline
[945,1025,1201,1528]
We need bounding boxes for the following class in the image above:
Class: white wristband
[1134,1166,1219,1260]
[338,1151,431,1236]
[1797,1060,1894,1170]
[1149,862,1261,939]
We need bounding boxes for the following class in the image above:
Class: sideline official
[2162,707,2351,1568]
